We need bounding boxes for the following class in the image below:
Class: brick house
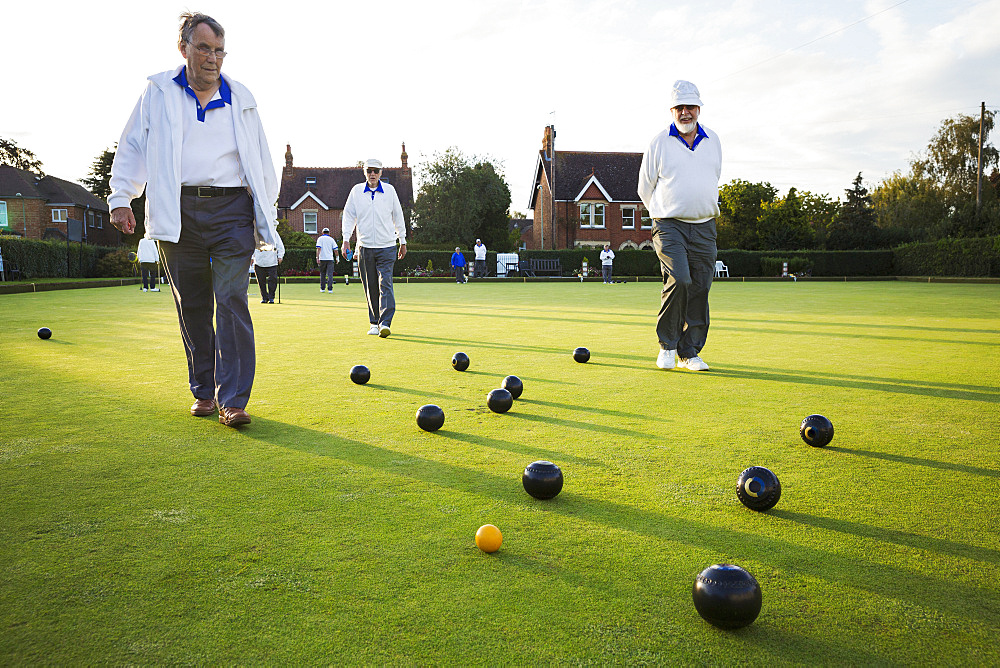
[0,166,117,245]
[527,126,652,251]
[277,144,414,241]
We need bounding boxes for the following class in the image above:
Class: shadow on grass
[438,430,604,466]
[244,419,999,627]
[770,509,1000,563]
[505,411,655,439]
[365,383,460,403]
[710,365,1000,404]
[720,315,1000,337]
[712,322,1000,347]
[824,445,1000,479]
[518,398,674,424]
[391,334,649,363]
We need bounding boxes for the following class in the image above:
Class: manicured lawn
[1,280,998,664]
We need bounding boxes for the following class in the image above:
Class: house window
[97,213,103,229]
[305,176,317,186]
[579,202,605,229]
[52,209,68,223]
[640,207,652,229]
[622,206,635,229]
[87,210,95,228]
[0,202,7,228]
[303,210,318,234]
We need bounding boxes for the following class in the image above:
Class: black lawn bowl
[349,365,370,385]
[416,404,445,432]
[37,327,52,340]
[501,375,523,400]
[692,563,762,630]
[800,414,834,447]
[487,388,513,414]
[573,347,590,363]
[522,460,563,500]
[452,352,470,372]
[736,466,782,512]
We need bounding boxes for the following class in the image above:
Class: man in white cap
[473,238,487,279]
[341,158,407,337]
[638,80,722,372]
[315,227,338,293]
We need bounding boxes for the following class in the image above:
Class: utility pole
[976,101,985,215]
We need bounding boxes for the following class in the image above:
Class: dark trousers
[453,266,466,283]
[255,264,278,302]
[358,246,396,326]
[140,262,158,289]
[160,191,256,410]
[319,259,335,290]
[652,218,717,358]
[602,265,612,283]
[474,259,486,278]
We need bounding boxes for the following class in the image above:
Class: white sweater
[108,66,279,250]
[341,181,406,250]
[638,124,722,223]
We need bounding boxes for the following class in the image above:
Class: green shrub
[0,236,120,279]
[892,236,1000,277]
[761,256,811,276]
[94,249,134,277]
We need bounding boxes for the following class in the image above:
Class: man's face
[671,105,700,134]
[366,167,381,188]
[180,23,225,91]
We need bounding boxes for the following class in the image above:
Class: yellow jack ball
[475,524,503,553]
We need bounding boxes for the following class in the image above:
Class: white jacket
[341,181,406,250]
[252,229,285,267]
[108,66,279,250]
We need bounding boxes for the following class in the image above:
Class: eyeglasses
[366,168,381,175]
[188,41,227,58]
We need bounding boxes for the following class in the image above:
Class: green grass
[1,281,998,665]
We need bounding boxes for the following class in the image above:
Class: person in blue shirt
[450,247,467,283]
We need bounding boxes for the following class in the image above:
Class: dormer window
[305,176,317,186]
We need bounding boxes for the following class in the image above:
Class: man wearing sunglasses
[108,12,280,427]
[341,159,407,338]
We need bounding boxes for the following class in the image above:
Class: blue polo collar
[364,181,384,200]
[173,67,231,122]
[669,123,708,150]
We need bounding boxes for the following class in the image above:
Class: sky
[4,0,999,214]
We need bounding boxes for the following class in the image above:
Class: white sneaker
[151,288,160,292]
[656,349,676,370]
[367,325,379,335]
[321,289,326,293]
[678,355,710,371]
[378,325,391,338]
[142,288,148,292]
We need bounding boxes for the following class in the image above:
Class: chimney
[400,142,409,173]
[284,144,293,169]
[541,125,556,158]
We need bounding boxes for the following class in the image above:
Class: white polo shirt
[174,69,244,187]
[316,234,337,260]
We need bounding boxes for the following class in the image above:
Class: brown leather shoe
[191,398,216,416]
[219,407,251,427]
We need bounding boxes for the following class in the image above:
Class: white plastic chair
[715,260,729,277]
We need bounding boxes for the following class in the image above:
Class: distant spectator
[253,226,284,303]
[473,238,487,278]
[450,247,467,284]
[600,244,615,283]
[137,236,161,292]
[316,227,338,293]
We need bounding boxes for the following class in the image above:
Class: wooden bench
[529,258,562,276]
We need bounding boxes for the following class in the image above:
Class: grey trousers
[160,191,256,410]
[358,245,397,327]
[652,218,717,358]
[602,265,612,282]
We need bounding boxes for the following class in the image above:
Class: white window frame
[305,176,317,186]
[97,213,103,229]
[52,208,68,223]
[302,210,318,234]
[579,202,605,229]
[640,207,652,229]
[0,202,7,228]
[621,206,635,229]
[87,210,95,228]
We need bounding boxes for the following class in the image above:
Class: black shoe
[268,299,275,304]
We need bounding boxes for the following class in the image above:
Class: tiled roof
[547,151,643,202]
[0,166,108,211]
[279,166,414,210]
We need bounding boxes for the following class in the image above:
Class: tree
[0,137,43,173]
[82,146,115,200]
[827,173,878,249]
[412,147,512,249]
[756,188,815,250]
[717,179,778,249]
[912,111,997,207]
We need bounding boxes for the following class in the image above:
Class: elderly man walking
[341,159,407,338]
[638,80,722,372]
[108,12,281,426]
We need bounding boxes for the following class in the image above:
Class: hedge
[892,236,1000,277]
[0,236,120,279]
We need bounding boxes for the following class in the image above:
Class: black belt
[181,186,248,198]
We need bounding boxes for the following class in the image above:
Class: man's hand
[398,243,407,260]
[341,242,350,258]
[111,207,136,235]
